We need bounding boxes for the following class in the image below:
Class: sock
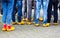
[8,25,11,29]
[3,23,6,28]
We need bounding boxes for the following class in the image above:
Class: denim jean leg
[2,2,7,24]
[7,0,14,24]
[12,0,17,22]
[43,0,49,24]
[17,1,22,22]
[34,0,41,23]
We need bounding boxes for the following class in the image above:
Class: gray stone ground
[0,9,60,38]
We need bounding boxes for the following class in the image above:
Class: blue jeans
[12,0,22,22]
[17,1,22,22]
[12,0,17,22]
[34,0,49,24]
[2,0,14,24]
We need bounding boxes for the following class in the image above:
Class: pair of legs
[24,0,33,25]
[47,0,58,23]
[12,0,22,24]
[34,0,49,26]
[2,0,15,31]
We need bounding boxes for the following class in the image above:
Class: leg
[2,2,7,31]
[12,0,16,22]
[43,0,49,27]
[25,0,27,18]
[33,0,36,21]
[53,2,58,25]
[17,1,22,22]
[46,1,52,26]
[34,0,41,26]
[43,0,49,23]
[17,0,25,25]
[47,1,52,23]
[7,0,14,25]
[27,0,32,22]
[27,0,32,25]
[22,0,27,21]
[2,2,7,24]
[7,0,15,31]
[22,0,26,18]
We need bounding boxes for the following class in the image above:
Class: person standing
[2,0,15,31]
[34,0,49,26]
[46,0,58,26]
[12,0,24,25]
[27,0,33,25]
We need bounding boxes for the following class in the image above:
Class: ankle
[7,25,11,29]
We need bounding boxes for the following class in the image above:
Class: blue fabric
[2,0,14,24]
[17,1,22,22]
[34,0,49,24]
[12,0,22,22]
[12,0,16,22]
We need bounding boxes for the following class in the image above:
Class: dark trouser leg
[53,2,58,23]
[34,1,36,21]
[24,0,27,18]
[23,0,27,19]
[47,1,52,23]
[12,0,16,22]
[17,1,22,22]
